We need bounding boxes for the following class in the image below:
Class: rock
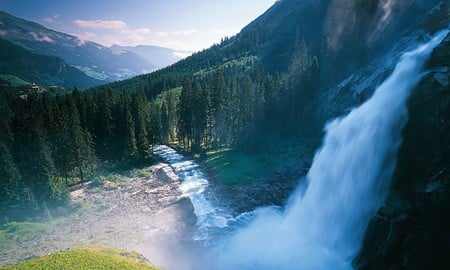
[356,30,450,270]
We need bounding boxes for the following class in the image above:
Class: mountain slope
[0,37,102,89]
[95,1,450,268]
[0,11,156,82]
[103,0,448,94]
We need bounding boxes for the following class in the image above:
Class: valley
[1,0,450,269]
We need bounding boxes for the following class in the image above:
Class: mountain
[111,45,192,69]
[0,37,103,89]
[0,11,156,82]
[96,0,450,268]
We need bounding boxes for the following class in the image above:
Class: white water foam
[153,145,230,242]
[215,29,449,270]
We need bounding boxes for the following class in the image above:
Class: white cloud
[73,19,128,30]
[0,30,7,36]
[29,32,55,43]
[157,31,169,37]
[73,19,154,46]
[76,36,89,46]
[72,19,203,51]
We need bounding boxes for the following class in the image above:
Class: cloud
[76,36,89,46]
[73,19,127,30]
[73,19,153,46]
[157,31,169,37]
[29,32,55,43]
[0,30,7,36]
[72,19,202,51]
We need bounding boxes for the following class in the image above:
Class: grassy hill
[1,246,159,270]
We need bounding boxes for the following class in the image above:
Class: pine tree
[148,103,162,146]
[125,108,138,158]
[0,141,23,218]
[191,81,207,152]
[178,77,193,150]
[160,101,170,144]
[132,95,150,158]
[165,90,177,142]
[63,96,97,183]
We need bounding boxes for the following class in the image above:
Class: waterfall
[217,29,449,270]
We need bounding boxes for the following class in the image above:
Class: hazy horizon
[0,0,275,52]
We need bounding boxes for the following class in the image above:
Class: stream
[153,145,234,244]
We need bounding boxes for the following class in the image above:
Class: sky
[0,0,275,52]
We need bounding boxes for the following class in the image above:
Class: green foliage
[203,148,286,184]
[0,75,30,87]
[0,222,46,246]
[1,246,159,270]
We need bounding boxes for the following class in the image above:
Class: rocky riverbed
[0,162,198,270]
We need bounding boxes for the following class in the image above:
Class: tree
[125,108,138,158]
[148,103,162,152]
[132,94,150,158]
[191,81,207,152]
[62,97,97,183]
[211,68,228,147]
[178,77,193,150]
[165,90,177,142]
[0,141,23,218]
[160,101,170,144]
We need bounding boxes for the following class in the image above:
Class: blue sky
[0,0,275,51]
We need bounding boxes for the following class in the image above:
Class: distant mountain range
[0,37,103,89]
[111,45,192,70]
[0,11,190,88]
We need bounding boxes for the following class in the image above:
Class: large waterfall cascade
[216,29,449,270]
[154,29,448,270]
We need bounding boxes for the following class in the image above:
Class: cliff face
[354,32,450,270]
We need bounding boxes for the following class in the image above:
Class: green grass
[1,246,159,270]
[130,168,154,178]
[193,55,260,77]
[0,74,30,87]
[200,133,320,185]
[202,146,302,184]
[153,86,182,105]
[0,222,46,247]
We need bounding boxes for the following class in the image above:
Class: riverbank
[0,162,197,270]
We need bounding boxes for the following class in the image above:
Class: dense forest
[0,26,322,221]
[0,83,167,220]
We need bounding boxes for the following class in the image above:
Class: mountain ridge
[0,37,103,89]
[111,44,192,70]
[0,11,186,84]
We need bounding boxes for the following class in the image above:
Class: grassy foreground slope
[1,246,159,270]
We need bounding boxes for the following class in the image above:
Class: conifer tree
[165,90,177,141]
[191,81,208,152]
[125,108,138,158]
[0,141,23,217]
[160,101,170,144]
[178,77,193,150]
